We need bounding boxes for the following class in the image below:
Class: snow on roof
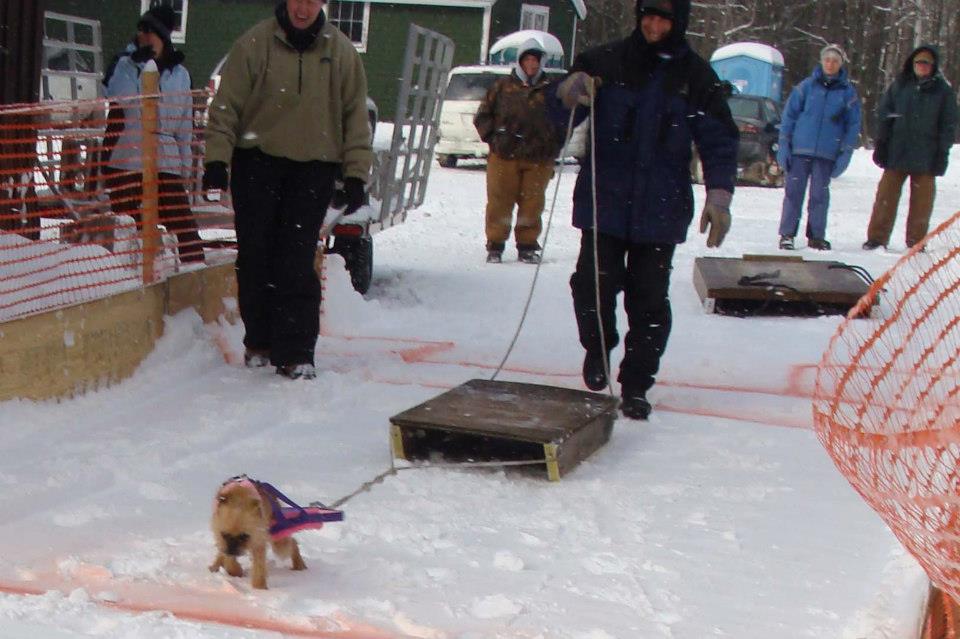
[569,0,586,19]
[711,42,785,66]
[489,30,564,58]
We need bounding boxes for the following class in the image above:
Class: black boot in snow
[779,235,795,250]
[517,248,542,264]
[276,364,317,380]
[620,393,652,420]
[582,350,611,391]
[517,243,542,264]
[486,242,505,263]
[244,348,270,368]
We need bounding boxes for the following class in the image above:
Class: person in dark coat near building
[474,38,563,264]
[776,44,861,251]
[864,44,958,251]
[549,0,738,420]
[203,0,372,380]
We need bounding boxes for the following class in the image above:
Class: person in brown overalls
[474,39,564,264]
[864,45,957,251]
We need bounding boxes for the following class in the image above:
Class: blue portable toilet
[710,43,784,103]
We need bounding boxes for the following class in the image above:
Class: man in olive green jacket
[203,0,372,380]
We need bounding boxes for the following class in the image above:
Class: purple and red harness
[217,475,343,541]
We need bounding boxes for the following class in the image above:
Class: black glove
[202,161,229,192]
[130,44,155,63]
[872,140,888,169]
[342,177,366,216]
[933,151,948,177]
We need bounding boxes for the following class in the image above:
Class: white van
[435,65,511,168]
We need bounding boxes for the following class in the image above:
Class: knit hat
[820,44,847,64]
[137,5,176,43]
[637,0,674,19]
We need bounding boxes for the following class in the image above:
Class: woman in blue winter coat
[103,6,203,263]
[776,44,861,250]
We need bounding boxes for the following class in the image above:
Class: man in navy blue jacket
[552,0,738,420]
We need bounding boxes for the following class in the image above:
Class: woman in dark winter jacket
[548,0,738,420]
[103,5,204,264]
[776,45,861,251]
[864,45,958,250]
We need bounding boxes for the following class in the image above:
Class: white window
[326,1,370,52]
[520,4,549,31]
[139,0,188,44]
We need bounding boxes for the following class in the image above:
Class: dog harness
[217,475,343,541]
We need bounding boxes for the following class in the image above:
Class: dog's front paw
[222,556,244,578]
[251,576,268,589]
[208,562,219,573]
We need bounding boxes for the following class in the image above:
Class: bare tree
[576,0,960,142]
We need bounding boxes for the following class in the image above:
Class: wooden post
[140,60,160,284]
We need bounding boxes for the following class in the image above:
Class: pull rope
[586,94,615,398]
[328,446,548,508]
[330,95,605,509]
[490,103,585,380]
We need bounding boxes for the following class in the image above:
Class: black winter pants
[230,148,337,367]
[103,168,205,263]
[570,231,675,396]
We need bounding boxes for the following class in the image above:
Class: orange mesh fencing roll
[0,90,235,322]
[814,211,960,602]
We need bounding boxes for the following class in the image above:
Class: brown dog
[208,479,306,589]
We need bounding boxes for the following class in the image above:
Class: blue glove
[831,149,852,178]
[777,147,791,174]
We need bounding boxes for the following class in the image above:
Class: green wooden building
[42,0,587,120]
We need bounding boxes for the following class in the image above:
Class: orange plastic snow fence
[814,211,960,604]
[0,88,233,322]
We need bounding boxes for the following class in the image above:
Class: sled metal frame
[389,379,618,481]
[335,24,455,239]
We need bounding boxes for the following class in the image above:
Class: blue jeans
[778,155,834,240]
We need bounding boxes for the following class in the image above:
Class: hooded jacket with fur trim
[875,44,957,176]
[473,69,563,162]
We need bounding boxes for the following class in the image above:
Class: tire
[335,236,373,295]
[437,154,458,168]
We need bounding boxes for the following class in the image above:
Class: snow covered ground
[1,145,958,638]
